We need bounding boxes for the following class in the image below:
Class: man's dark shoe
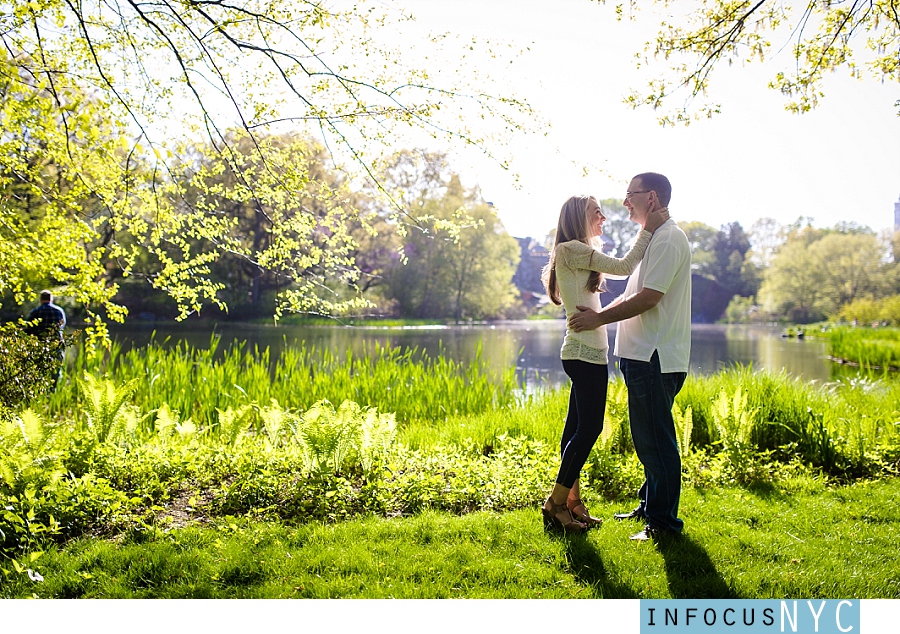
[613,508,646,522]
[629,524,676,542]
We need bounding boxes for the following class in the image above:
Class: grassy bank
[3,340,900,595]
[4,478,898,598]
[828,326,900,372]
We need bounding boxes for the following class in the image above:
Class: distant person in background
[28,290,67,340]
[569,173,691,542]
[27,290,67,384]
[539,195,668,534]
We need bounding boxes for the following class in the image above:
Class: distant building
[597,233,615,254]
[513,237,549,298]
[895,194,900,231]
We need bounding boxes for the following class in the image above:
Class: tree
[655,219,758,322]
[0,323,74,412]
[608,0,900,122]
[382,153,520,319]
[758,225,893,321]
[747,217,785,268]
[724,295,759,324]
[678,220,752,287]
[832,221,877,235]
[597,198,640,256]
[757,232,828,322]
[0,55,137,343]
[439,189,521,320]
[811,232,890,308]
[680,220,718,275]
[173,131,376,318]
[0,1,535,330]
[712,221,755,296]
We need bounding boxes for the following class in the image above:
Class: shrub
[833,295,900,326]
[0,322,74,412]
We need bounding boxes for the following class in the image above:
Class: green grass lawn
[6,478,898,599]
[6,344,900,601]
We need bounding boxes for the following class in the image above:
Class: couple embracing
[540,172,692,542]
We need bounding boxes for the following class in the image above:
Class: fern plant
[214,404,254,446]
[598,407,622,453]
[290,400,356,475]
[79,374,139,445]
[355,404,397,473]
[711,385,757,480]
[673,402,693,459]
[603,381,633,454]
[287,400,396,476]
[0,409,66,495]
[152,403,196,443]
[258,400,289,451]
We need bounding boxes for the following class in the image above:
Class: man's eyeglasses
[625,190,650,199]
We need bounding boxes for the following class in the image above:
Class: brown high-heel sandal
[542,498,587,534]
[567,498,603,528]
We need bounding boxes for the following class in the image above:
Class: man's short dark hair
[40,290,53,302]
[634,172,672,207]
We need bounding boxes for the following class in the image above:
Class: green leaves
[1,0,537,329]
[758,229,892,322]
[288,399,396,477]
[673,401,694,459]
[214,405,255,447]
[0,48,133,332]
[0,408,67,505]
[0,323,72,411]
[79,374,139,445]
[379,152,521,320]
[614,0,900,121]
[710,384,759,482]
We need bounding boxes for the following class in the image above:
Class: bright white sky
[393,0,900,241]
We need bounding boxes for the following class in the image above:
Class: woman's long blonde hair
[541,195,603,306]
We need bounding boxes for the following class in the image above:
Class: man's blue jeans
[619,351,686,533]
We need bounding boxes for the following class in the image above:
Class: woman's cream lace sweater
[555,230,652,364]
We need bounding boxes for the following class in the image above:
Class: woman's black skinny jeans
[556,359,607,488]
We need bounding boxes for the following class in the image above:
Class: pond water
[107,320,848,391]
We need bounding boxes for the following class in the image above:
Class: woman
[540,195,668,533]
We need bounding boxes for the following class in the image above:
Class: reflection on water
[109,320,843,391]
[688,324,833,381]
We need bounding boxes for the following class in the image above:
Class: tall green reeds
[33,335,900,479]
[396,363,900,478]
[44,336,518,428]
[829,326,900,371]
[675,366,900,476]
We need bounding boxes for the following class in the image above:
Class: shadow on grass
[563,537,639,599]
[657,534,740,599]
[744,480,793,501]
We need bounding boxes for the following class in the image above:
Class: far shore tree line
[2,106,898,326]
[1,137,523,324]
[717,220,900,325]
[4,124,898,326]
[687,217,900,325]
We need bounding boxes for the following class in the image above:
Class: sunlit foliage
[0,1,535,329]
[604,1,900,122]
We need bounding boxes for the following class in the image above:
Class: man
[27,290,67,340]
[26,290,67,385]
[568,172,691,541]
